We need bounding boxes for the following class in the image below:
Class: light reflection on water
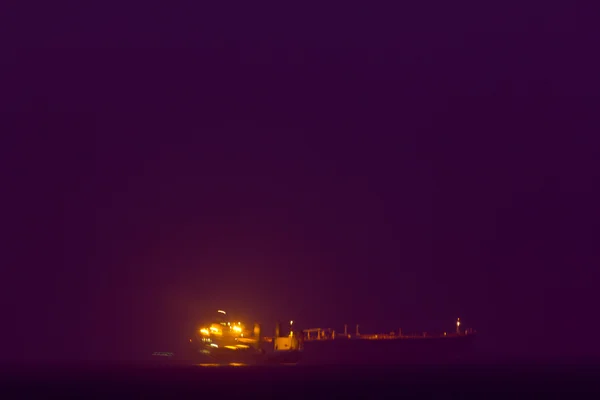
[194,363,248,367]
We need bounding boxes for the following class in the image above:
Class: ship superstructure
[190,310,263,362]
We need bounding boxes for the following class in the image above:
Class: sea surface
[2,360,599,398]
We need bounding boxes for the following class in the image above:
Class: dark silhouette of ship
[299,326,476,365]
[185,311,476,365]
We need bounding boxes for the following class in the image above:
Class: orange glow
[232,325,242,333]
[210,326,222,335]
[200,328,209,335]
[224,345,238,350]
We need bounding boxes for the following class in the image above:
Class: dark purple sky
[1,3,599,362]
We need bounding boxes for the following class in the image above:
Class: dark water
[2,361,599,398]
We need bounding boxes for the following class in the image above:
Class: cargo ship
[187,310,476,365]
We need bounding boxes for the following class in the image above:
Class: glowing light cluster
[198,311,248,340]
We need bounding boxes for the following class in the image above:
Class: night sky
[2,3,599,363]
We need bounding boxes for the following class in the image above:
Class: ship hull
[299,334,477,365]
[188,338,303,365]
[265,350,302,365]
[189,334,476,366]
[196,348,266,364]
[187,342,266,364]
